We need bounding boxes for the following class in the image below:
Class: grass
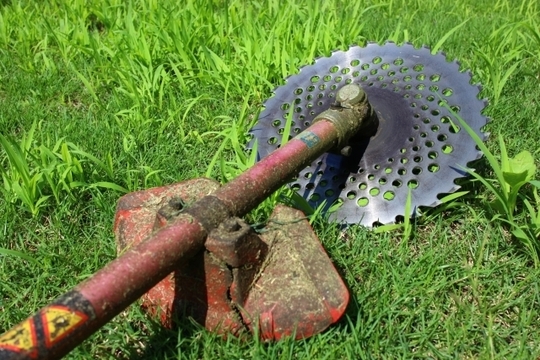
[1,0,540,358]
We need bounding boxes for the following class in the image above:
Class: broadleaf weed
[455,111,540,265]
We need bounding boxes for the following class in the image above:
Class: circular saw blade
[248,42,488,226]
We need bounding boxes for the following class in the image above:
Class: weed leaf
[507,150,536,181]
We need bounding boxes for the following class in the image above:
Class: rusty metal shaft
[0,85,374,360]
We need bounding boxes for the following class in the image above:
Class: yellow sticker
[41,306,88,347]
[0,318,37,353]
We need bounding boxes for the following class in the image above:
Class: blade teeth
[250,41,492,226]
[475,83,483,93]
[449,184,462,193]
[312,50,328,65]
[261,95,273,106]
[330,48,347,61]
[427,199,442,208]
[475,151,484,160]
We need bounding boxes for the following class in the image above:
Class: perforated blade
[248,42,488,226]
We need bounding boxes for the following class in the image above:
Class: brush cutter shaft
[0,85,373,360]
[0,120,340,360]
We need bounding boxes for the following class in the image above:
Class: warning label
[0,318,36,354]
[41,306,88,347]
[0,291,95,358]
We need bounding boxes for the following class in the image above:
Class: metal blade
[248,42,488,226]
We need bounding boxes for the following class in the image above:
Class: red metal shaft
[0,119,341,360]
[214,120,339,216]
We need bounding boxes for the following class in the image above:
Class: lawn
[1,0,540,358]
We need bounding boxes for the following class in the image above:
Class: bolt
[156,197,185,222]
[168,197,185,211]
[336,84,366,107]
[340,146,352,156]
[221,218,241,232]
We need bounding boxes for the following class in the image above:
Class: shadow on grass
[129,314,204,359]
[129,288,365,359]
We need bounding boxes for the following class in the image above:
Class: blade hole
[383,191,395,200]
[357,197,369,207]
[408,179,419,189]
[442,144,454,154]
[430,74,441,82]
[437,134,448,142]
[428,164,440,173]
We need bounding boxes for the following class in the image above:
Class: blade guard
[114,178,349,340]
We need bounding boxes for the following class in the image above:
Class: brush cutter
[0,42,487,359]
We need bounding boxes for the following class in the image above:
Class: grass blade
[431,19,469,54]
[0,248,41,266]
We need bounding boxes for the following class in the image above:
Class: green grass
[1,0,540,358]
